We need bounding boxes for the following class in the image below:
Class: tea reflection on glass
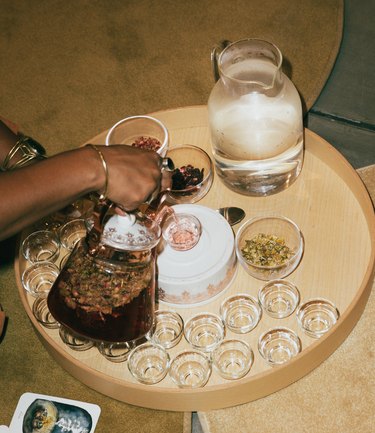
[58,218,88,251]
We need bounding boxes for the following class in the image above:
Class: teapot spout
[153,205,175,226]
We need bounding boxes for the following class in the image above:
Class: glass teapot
[48,199,166,344]
[208,38,304,196]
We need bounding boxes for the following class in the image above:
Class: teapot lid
[101,212,161,250]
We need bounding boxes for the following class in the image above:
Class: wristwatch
[1,133,47,171]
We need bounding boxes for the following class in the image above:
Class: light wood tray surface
[15,106,375,412]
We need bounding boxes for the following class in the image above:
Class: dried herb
[241,233,293,266]
[59,243,152,316]
[131,136,161,152]
[171,164,204,190]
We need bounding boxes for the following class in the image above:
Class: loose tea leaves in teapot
[48,204,161,343]
[48,239,155,343]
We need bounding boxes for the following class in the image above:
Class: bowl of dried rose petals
[105,115,169,157]
[235,215,304,281]
[166,144,214,204]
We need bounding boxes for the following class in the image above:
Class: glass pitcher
[208,38,304,196]
[47,199,163,344]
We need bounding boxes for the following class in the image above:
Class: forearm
[0,146,103,240]
[0,118,166,240]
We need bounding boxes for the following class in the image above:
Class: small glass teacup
[169,350,211,388]
[127,342,170,385]
[147,310,184,349]
[258,327,301,366]
[212,339,254,380]
[184,313,225,352]
[22,261,60,297]
[21,230,60,264]
[220,294,262,334]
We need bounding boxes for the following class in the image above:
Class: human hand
[97,145,172,210]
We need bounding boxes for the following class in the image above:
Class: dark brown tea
[47,239,155,343]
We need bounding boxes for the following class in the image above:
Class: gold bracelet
[87,144,109,200]
[1,133,47,171]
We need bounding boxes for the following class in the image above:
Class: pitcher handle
[211,40,232,82]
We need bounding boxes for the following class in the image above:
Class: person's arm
[0,122,166,240]
[0,118,21,163]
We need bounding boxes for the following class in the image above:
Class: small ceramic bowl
[166,144,213,204]
[235,215,303,281]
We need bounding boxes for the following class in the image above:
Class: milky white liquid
[209,58,304,196]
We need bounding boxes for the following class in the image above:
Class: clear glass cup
[147,310,184,349]
[258,279,300,318]
[98,341,135,363]
[162,213,202,251]
[169,350,211,388]
[21,230,60,264]
[235,215,304,281]
[32,295,59,329]
[59,326,94,351]
[22,261,60,297]
[258,327,301,366]
[296,298,340,338]
[220,294,262,334]
[184,313,225,352]
[212,339,254,380]
[127,342,170,385]
[166,144,214,204]
[105,115,169,157]
[58,218,88,251]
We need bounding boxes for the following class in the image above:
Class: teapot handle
[86,197,113,251]
[211,40,232,82]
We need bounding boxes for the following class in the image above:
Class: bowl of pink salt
[162,213,202,251]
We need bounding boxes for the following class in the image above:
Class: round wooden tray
[15,106,375,412]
